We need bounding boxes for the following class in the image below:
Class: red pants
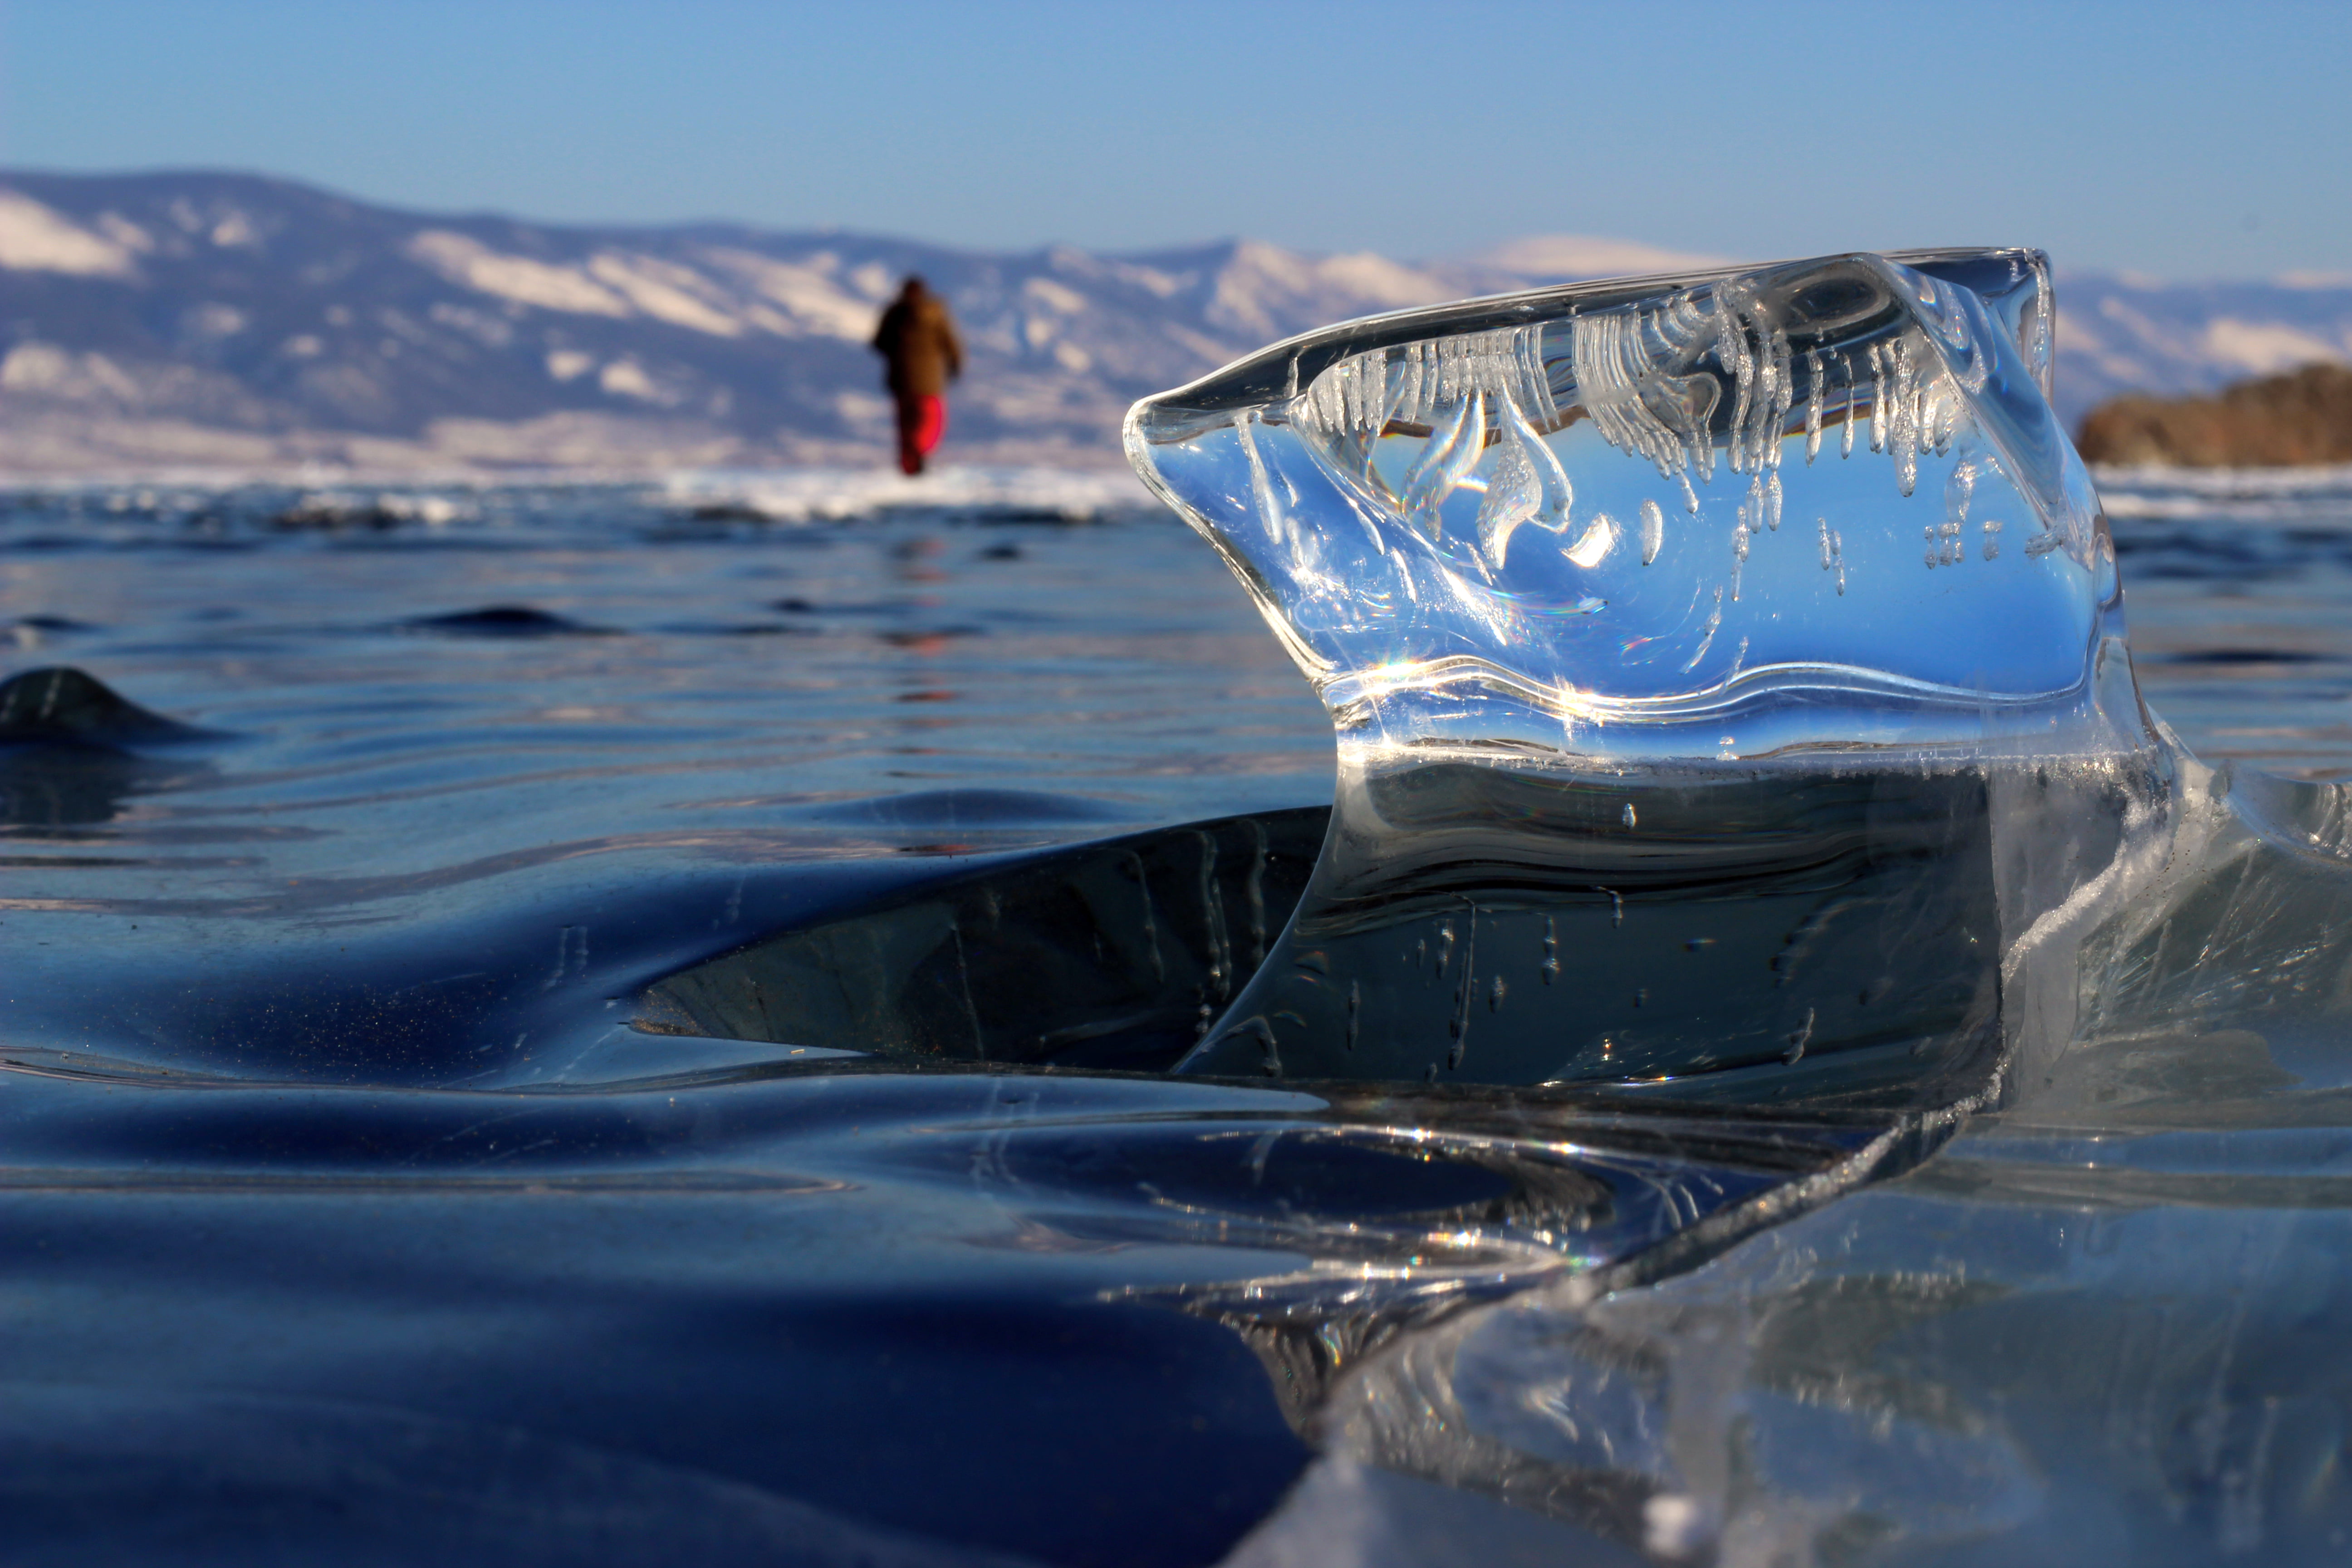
[896,394,946,475]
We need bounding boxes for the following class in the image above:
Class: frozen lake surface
[4,463,2352,1564]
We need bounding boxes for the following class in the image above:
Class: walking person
[871,276,963,476]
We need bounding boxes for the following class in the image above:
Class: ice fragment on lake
[1127,248,2146,1100]
[1128,247,2117,764]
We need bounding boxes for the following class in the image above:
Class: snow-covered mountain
[0,170,2344,475]
[2050,271,2352,422]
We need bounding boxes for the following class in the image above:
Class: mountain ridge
[1,169,2346,476]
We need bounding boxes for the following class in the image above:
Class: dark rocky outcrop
[0,666,215,826]
[0,666,202,743]
[399,606,609,637]
[2077,363,2352,467]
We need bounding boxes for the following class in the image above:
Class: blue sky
[0,0,2343,279]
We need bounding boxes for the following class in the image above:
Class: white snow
[0,342,140,401]
[405,230,631,318]
[1021,277,1088,314]
[660,462,1151,523]
[596,359,664,401]
[1104,259,1183,299]
[2198,317,2346,376]
[1205,240,1455,341]
[586,252,743,337]
[185,303,248,339]
[94,213,155,254]
[1311,251,1455,307]
[2055,308,2154,387]
[696,248,879,340]
[0,191,139,278]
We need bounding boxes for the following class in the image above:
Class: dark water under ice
[4,465,2352,1565]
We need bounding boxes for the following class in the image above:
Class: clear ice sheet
[10,458,2352,1561]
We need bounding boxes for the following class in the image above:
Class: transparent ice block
[1127,250,2153,1104]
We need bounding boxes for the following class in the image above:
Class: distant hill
[2055,273,2352,444]
[2078,363,2352,467]
[0,170,2346,475]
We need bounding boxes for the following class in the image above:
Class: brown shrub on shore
[2076,363,2352,467]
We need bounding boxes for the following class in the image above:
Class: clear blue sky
[0,0,2343,279]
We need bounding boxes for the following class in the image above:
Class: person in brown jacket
[870,276,964,475]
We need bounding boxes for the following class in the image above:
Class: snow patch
[661,462,1151,524]
[406,231,631,318]
[2198,318,2346,376]
[1106,260,1182,298]
[0,191,139,279]
[94,213,154,254]
[697,249,878,340]
[586,253,743,337]
[1206,240,1453,340]
[1,343,141,402]
[597,359,664,401]
[1311,252,1455,307]
[1022,277,1088,314]
[184,303,249,340]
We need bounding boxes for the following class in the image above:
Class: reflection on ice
[1204,750,2352,1563]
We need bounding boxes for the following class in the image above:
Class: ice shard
[1126,250,2151,1107]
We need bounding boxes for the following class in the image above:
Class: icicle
[1393,342,1426,426]
[1720,293,1756,475]
[1475,385,1573,569]
[1803,348,1824,465]
[1866,343,1887,454]
[1945,457,1977,532]
[1890,338,1921,498]
[1762,323,1792,473]
[1400,392,1481,541]
[1681,585,1725,671]
[1840,352,1858,459]
[1641,498,1664,565]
